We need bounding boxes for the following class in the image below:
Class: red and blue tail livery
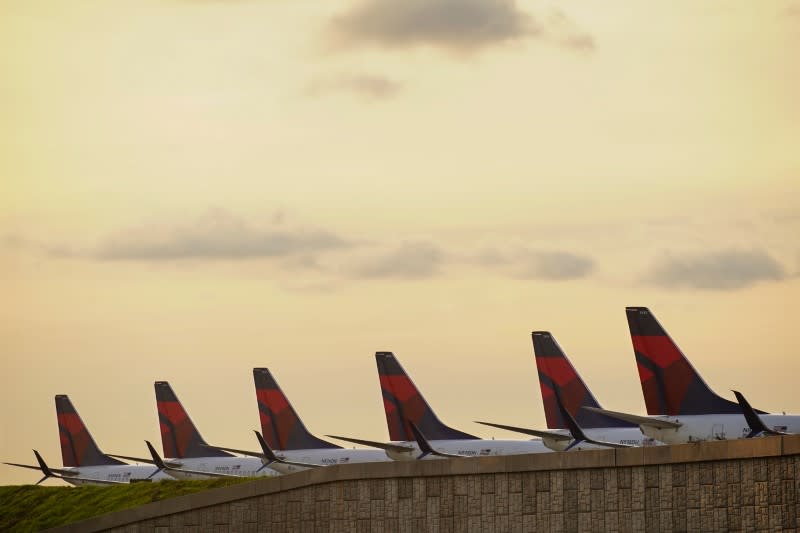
[253,368,340,451]
[376,352,477,442]
[532,333,632,429]
[155,381,232,459]
[56,395,124,467]
[625,307,747,416]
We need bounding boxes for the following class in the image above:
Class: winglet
[33,450,54,485]
[408,421,435,459]
[33,450,53,477]
[553,391,588,450]
[554,392,634,450]
[732,390,787,438]
[145,440,167,478]
[254,430,279,465]
[408,421,466,460]
[254,430,323,469]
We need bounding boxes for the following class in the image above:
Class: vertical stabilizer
[55,395,125,467]
[253,368,340,450]
[532,333,632,429]
[154,382,233,459]
[375,352,477,441]
[626,307,744,415]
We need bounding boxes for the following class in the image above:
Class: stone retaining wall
[52,435,800,532]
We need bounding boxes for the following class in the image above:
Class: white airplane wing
[325,435,415,454]
[474,421,572,441]
[581,407,682,429]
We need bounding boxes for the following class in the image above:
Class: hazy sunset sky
[1,1,798,485]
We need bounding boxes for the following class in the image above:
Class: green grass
[0,477,253,532]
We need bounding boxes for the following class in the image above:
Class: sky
[1,0,799,485]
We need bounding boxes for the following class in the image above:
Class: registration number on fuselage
[456,449,492,456]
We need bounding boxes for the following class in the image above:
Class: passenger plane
[111,382,279,479]
[585,307,800,443]
[3,395,170,485]
[477,332,658,450]
[205,368,389,474]
[328,352,551,459]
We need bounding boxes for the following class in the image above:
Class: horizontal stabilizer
[326,435,415,454]
[201,444,264,460]
[582,407,681,429]
[474,421,571,442]
[106,453,182,468]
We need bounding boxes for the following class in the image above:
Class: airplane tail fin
[154,382,233,459]
[55,395,125,467]
[626,307,743,415]
[532,333,631,429]
[376,352,477,441]
[253,368,340,450]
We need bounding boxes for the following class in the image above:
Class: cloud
[783,4,800,18]
[513,250,594,280]
[329,0,533,54]
[644,249,786,290]
[561,33,595,51]
[349,241,444,279]
[473,247,595,280]
[327,0,593,54]
[2,234,25,250]
[768,207,800,224]
[306,73,402,100]
[93,210,350,261]
[544,8,595,51]
[2,233,78,258]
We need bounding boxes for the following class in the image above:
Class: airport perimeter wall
[53,435,800,532]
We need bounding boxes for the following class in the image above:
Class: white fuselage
[60,465,172,486]
[383,439,550,461]
[538,427,660,452]
[268,448,391,475]
[637,414,800,444]
[164,456,280,480]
